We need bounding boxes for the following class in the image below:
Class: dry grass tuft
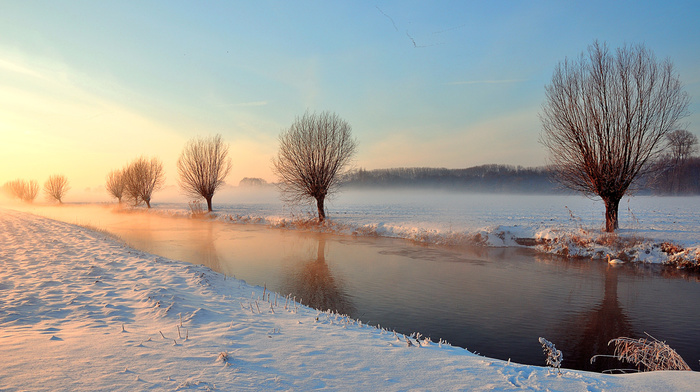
[188,200,207,218]
[593,334,691,372]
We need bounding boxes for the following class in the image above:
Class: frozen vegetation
[2,208,699,391]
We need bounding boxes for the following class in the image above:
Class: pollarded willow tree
[44,174,70,204]
[123,156,165,208]
[540,41,690,232]
[105,169,126,203]
[176,134,232,212]
[273,111,357,222]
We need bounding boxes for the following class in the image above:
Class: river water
[11,203,700,372]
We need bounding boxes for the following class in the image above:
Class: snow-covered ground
[2,208,699,391]
[154,189,700,267]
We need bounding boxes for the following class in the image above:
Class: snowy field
[2,208,699,391]
[153,188,700,266]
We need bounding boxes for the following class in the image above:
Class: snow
[152,189,700,266]
[1,207,699,391]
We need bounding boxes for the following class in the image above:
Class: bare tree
[176,134,232,212]
[23,180,39,202]
[540,41,690,232]
[3,179,39,202]
[123,156,165,208]
[44,174,70,203]
[657,130,699,193]
[666,130,698,164]
[273,111,357,222]
[105,169,126,203]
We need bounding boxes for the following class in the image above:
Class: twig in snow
[539,337,563,374]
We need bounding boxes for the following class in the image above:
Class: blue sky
[1,0,698,191]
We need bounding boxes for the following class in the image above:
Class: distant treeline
[342,165,561,193]
[648,157,700,195]
[342,162,700,195]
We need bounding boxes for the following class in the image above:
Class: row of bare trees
[105,156,165,208]
[101,115,356,222]
[2,175,70,204]
[105,135,232,211]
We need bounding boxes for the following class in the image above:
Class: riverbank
[1,208,698,391]
[149,191,700,269]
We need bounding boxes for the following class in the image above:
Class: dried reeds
[592,333,691,372]
[188,200,206,217]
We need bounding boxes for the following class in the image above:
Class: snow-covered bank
[2,209,698,391]
[151,191,700,268]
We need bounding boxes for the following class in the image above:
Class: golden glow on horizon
[0,55,278,196]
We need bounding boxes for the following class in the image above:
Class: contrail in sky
[376,6,398,31]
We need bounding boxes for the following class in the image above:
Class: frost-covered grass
[150,189,700,269]
[1,208,699,391]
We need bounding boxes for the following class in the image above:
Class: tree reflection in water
[555,265,635,372]
[282,236,356,316]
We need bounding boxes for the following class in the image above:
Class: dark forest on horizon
[340,161,700,195]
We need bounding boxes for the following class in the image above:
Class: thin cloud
[447,79,528,86]
[0,58,49,81]
[223,101,269,107]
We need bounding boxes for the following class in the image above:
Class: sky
[1,0,699,197]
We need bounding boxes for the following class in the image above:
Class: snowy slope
[1,208,698,391]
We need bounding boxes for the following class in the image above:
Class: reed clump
[592,334,691,372]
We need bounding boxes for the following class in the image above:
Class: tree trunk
[206,196,213,212]
[603,196,620,232]
[316,196,326,222]
[145,199,151,208]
